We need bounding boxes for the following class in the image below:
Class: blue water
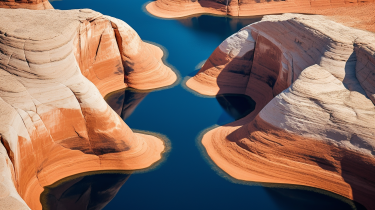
[45,0,365,209]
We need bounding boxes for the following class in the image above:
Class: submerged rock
[0,8,176,210]
[187,13,375,210]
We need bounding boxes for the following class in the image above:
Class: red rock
[0,0,53,10]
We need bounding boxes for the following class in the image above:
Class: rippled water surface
[45,0,365,209]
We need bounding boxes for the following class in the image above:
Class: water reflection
[105,88,149,121]
[41,173,131,210]
[178,15,262,41]
[264,187,366,210]
[41,89,149,210]
[216,94,256,125]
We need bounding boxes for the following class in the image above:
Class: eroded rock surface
[187,13,375,209]
[0,8,175,210]
[0,0,53,10]
[146,0,375,32]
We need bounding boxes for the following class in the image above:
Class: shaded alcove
[216,94,256,125]
[105,88,149,121]
[41,172,131,210]
[264,186,367,210]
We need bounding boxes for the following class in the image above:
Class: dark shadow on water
[216,94,256,120]
[105,88,150,121]
[41,172,131,210]
[178,14,262,41]
[264,186,367,210]
[120,89,149,121]
[216,94,256,125]
[188,69,200,77]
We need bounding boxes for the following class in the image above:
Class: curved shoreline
[146,1,375,32]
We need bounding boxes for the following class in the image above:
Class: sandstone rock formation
[0,0,53,10]
[187,14,375,209]
[0,8,176,210]
[146,0,375,32]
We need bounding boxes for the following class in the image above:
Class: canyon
[0,7,176,210]
[0,0,374,209]
[186,13,375,210]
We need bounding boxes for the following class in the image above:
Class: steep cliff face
[0,0,53,9]
[0,8,175,210]
[187,14,375,209]
[146,0,375,32]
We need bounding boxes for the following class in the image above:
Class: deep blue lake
[44,0,365,209]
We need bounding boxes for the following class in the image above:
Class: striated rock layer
[0,0,53,10]
[0,8,176,210]
[187,14,375,209]
[146,0,375,32]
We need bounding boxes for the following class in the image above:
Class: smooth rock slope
[187,13,375,210]
[0,0,53,10]
[0,8,176,210]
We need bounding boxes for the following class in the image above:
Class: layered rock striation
[187,14,375,209]
[0,8,176,210]
[0,0,53,10]
[147,0,375,17]
[146,0,375,32]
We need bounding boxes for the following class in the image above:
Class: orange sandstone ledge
[0,0,53,9]
[187,14,375,209]
[0,8,176,210]
[146,0,375,32]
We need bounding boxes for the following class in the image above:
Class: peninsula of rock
[0,8,176,210]
[187,13,375,210]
